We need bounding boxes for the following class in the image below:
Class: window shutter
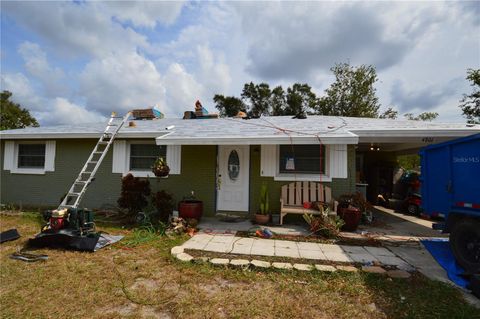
[260,145,276,177]
[44,141,56,172]
[330,144,348,178]
[3,141,14,171]
[112,140,127,173]
[167,145,181,174]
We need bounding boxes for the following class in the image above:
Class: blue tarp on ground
[421,238,469,288]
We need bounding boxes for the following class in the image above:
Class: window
[3,140,55,174]
[18,144,46,168]
[129,144,166,171]
[279,144,326,174]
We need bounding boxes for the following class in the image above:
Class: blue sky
[1,1,479,125]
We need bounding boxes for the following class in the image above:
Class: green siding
[1,141,217,215]
[249,145,356,214]
[1,140,355,216]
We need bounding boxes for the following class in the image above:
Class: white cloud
[36,98,104,126]
[2,1,148,57]
[99,1,185,28]
[18,42,67,97]
[0,72,42,111]
[1,72,102,125]
[163,63,203,115]
[79,52,167,115]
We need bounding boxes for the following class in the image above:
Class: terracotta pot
[338,207,361,232]
[178,200,203,221]
[255,214,270,225]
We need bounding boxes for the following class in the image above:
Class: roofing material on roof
[1,116,478,144]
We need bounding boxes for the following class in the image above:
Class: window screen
[129,144,166,170]
[18,144,46,168]
[279,145,325,174]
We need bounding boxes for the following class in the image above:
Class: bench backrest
[281,182,332,206]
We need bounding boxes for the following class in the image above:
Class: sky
[1,1,479,126]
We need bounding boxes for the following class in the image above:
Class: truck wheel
[450,218,480,273]
[407,204,419,216]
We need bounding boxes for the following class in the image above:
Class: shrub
[117,174,151,216]
[303,206,344,238]
[152,190,174,224]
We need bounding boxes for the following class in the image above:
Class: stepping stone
[315,264,336,272]
[387,270,411,279]
[272,262,293,270]
[293,263,313,271]
[210,258,229,266]
[176,252,193,262]
[170,246,184,256]
[362,266,387,274]
[336,265,358,272]
[251,260,271,268]
[230,259,250,267]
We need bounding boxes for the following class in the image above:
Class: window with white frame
[112,140,181,177]
[129,144,166,171]
[3,140,56,174]
[278,144,326,174]
[261,144,349,182]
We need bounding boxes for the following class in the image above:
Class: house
[1,115,479,216]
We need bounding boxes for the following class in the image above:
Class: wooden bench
[279,181,338,225]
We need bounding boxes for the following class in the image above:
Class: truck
[420,133,480,273]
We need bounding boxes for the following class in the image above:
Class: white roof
[1,115,478,146]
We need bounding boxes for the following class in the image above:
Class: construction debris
[0,229,20,243]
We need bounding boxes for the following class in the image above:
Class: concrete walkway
[181,234,413,270]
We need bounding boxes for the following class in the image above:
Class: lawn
[0,212,478,319]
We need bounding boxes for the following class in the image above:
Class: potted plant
[151,157,170,177]
[337,193,368,232]
[178,191,203,221]
[255,184,270,224]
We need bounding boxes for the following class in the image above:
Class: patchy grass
[0,212,478,319]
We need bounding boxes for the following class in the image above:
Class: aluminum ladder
[58,112,131,209]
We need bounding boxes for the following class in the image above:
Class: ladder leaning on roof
[58,112,132,210]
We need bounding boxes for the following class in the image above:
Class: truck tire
[407,204,419,216]
[450,218,480,273]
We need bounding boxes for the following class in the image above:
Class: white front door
[217,145,250,212]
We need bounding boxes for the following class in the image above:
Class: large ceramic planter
[255,214,270,225]
[178,200,203,221]
[338,207,361,232]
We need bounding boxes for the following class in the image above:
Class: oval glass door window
[228,150,240,181]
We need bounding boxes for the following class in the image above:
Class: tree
[213,94,246,117]
[0,91,39,130]
[459,68,480,124]
[379,107,398,119]
[285,83,318,118]
[270,86,287,116]
[241,82,272,118]
[316,63,380,118]
[404,112,438,121]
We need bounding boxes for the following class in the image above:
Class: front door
[217,145,250,212]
